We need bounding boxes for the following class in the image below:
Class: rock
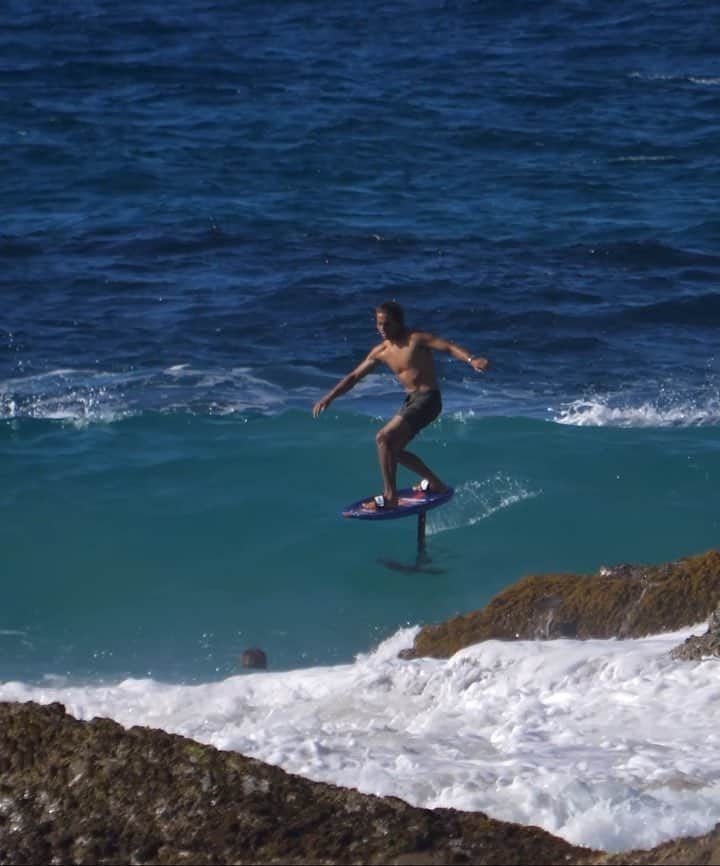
[240,647,268,669]
[0,700,719,865]
[400,549,720,660]
[598,823,720,865]
[671,601,720,661]
[0,701,596,866]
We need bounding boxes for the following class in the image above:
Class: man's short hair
[377,300,404,326]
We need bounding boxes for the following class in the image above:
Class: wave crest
[554,393,720,428]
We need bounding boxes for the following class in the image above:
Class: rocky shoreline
[2,549,720,865]
[400,549,720,660]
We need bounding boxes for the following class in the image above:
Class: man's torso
[375,330,439,392]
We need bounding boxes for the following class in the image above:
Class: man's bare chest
[381,341,427,373]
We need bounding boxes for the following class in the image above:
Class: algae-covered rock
[1,700,719,865]
[402,549,720,660]
[0,701,596,866]
[598,823,720,866]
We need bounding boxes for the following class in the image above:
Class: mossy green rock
[402,549,720,660]
[0,701,596,866]
[1,700,719,865]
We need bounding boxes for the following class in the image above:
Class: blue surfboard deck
[341,486,454,521]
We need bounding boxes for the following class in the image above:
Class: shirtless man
[312,301,489,510]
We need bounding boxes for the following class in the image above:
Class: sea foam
[553,393,720,427]
[1,624,718,854]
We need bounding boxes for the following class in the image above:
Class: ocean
[2,0,720,853]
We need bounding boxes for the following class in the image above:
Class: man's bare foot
[362,494,398,511]
[412,478,448,495]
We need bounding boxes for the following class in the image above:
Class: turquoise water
[4,409,719,682]
[4,0,720,685]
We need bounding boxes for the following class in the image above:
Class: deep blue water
[3,0,720,682]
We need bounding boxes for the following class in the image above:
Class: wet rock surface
[0,701,597,866]
[671,601,720,661]
[2,700,720,866]
[401,549,720,660]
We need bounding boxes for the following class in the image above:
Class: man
[312,301,489,510]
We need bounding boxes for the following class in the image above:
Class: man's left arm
[418,332,490,372]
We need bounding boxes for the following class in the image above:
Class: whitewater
[2,623,718,854]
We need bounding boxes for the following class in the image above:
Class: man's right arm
[312,351,380,417]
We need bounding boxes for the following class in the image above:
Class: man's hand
[312,397,331,417]
[470,356,490,373]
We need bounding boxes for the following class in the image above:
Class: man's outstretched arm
[312,353,379,417]
[418,332,490,372]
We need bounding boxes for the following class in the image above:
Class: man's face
[375,311,401,340]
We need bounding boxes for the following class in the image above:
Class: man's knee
[376,427,391,448]
[376,422,410,451]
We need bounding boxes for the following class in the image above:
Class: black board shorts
[397,389,442,439]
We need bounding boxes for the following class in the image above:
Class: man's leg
[394,391,445,492]
[372,414,413,507]
[397,449,448,493]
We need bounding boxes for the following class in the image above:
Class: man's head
[375,301,405,340]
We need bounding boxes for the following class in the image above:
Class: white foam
[629,71,720,87]
[0,365,293,421]
[553,394,720,427]
[0,369,132,425]
[2,624,717,853]
[610,155,675,163]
